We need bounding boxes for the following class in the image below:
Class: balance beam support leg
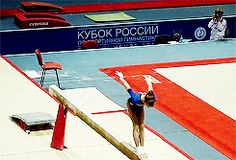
[51,104,68,150]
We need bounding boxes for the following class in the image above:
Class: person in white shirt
[208,8,227,40]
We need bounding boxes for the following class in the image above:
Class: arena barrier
[1,16,236,55]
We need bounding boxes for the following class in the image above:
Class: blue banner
[77,16,236,48]
[1,16,235,55]
[0,27,78,55]
[78,22,159,48]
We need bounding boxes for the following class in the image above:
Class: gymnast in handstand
[115,71,156,158]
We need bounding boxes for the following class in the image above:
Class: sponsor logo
[194,27,206,40]
[29,22,49,27]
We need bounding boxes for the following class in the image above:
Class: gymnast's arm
[115,71,131,90]
[144,75,153,91]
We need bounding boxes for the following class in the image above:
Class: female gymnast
[115,71,156,158]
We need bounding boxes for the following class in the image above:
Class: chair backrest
[35,49,43,66]
[81,40,99,49]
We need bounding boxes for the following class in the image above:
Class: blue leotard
[127,89,144,107]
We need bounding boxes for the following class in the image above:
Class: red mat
[100,57,236,159]
[1,0,235,17]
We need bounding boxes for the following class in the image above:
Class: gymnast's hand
[144,75,153,91]
[115,71,124,79]
[115,71,131,90]
[144,75,152,84]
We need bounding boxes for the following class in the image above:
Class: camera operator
[208,8,227,40]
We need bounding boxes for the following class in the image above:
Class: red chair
[35,49,62,88]
[81,40,99,49]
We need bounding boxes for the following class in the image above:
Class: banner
[78,22,159,48]
[0,16,235,55]
[77,16,236,48]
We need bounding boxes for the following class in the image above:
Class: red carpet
[100,57,236,159]
[1,0,235,17]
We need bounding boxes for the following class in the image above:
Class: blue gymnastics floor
[7,39,236,160]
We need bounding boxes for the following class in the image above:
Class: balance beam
[48,85,140,160]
